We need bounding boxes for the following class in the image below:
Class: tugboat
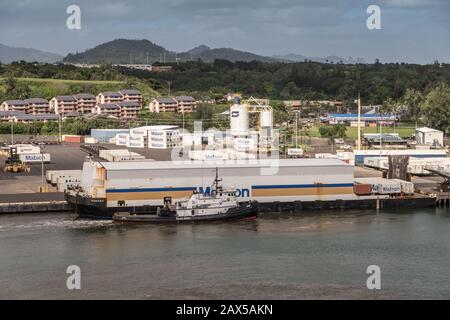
[112,169,258,224]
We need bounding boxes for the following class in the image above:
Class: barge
[65,158,436,219]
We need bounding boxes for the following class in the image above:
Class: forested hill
[63,39,275,64]
[2,60,450,106]
[123,60,450,105]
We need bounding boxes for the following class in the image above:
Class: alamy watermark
[366,265,381,290]
[367,5,381,30]
[66,5,81,30]
[66,265,81,290]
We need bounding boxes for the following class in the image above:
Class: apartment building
[149,96,197,113]
[0,111,24,122]
[24,98,50,115]
[96,92,123,105]
[176,96,197,113]
[1,100,29,113]
[119,89,142,106]
[73,93,97,114]
[12,113,59,123]
[117,101,141,119]
[50,96,77,115]
[149,97,179,113]
[94,103,121,118]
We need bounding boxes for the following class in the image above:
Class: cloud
[0,0,448,63]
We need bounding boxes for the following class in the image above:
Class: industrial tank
[260,110,273,128]
[230,97,249,136]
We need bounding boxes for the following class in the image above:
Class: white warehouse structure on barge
[68,158,360,218]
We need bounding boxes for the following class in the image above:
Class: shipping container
[353,183,372,195]
[19,153,51,163]
[63,135,83,143]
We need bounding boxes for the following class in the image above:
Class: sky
[0,0,449,64]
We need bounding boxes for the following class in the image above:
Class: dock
[0,201,72,214]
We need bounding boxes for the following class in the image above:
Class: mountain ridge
[0,43,63,63]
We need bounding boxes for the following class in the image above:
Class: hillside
[64,39,176,64]
[64,39,276,64]
[0,43,62,63]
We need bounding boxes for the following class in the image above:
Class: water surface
[1,208,449,299]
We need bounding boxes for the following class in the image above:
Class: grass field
[307,124,416,139]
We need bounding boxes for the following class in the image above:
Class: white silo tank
[260,110,273,128]
[230,98,249,136]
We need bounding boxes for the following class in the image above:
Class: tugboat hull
[112,202,258,224]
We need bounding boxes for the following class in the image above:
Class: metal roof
[2,100,28,105]
[25,98,48,104]
[176,96,196,102]
[53,95,76,102]
[416,127,442,133]
[99,91,122,97]
[73,93,96,100]
[13,114,59,120]
[117,101,140,107]
[97,103,120,109]
[0,110,25,116]
[328,113,396,120]
[156,97,178,104]
[99,158,351,171]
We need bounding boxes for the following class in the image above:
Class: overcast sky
[0,0,449,64]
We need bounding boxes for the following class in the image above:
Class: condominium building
[73,93,97,114]
[94,103,121,118]
[1,100,29,113]
[176,96,197,113]
[117,101,141,119]
[96,92,123,105]
[50,96,77,115]
[149,96,197,113]
[0,111,24,122]
[24,98,50,115]
[149,97,179,113]
[119,89,142,106]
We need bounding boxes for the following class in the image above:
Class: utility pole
[40,146,46,193]
[10,121,14,145]
[379,120,382,159]
[295,111,298,148]
[58,114,62,143]
[168,81,172,96]
[357,93,361,150]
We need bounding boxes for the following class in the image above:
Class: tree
[401,88,423,127]
[319,124,347,146]
[421,82,450,134]
[1,73,31,100]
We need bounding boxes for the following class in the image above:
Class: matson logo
[197,186,250,198]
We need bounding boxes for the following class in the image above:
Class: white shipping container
[84,137,98,144]
[391,179,414,195]
[288,148,304,156]
[378,183,402,194]
[315,153,338,159]
[19,153,50,163]
[49,170,82,185]
[15,145,41,155]
[128,141,145,148]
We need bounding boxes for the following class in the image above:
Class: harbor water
[1,208,450,299]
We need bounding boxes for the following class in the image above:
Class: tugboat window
[118,200,125,207]
[191,210,195,215]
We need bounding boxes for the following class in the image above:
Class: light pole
[40,146,46,193]
[10,120,14,145]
